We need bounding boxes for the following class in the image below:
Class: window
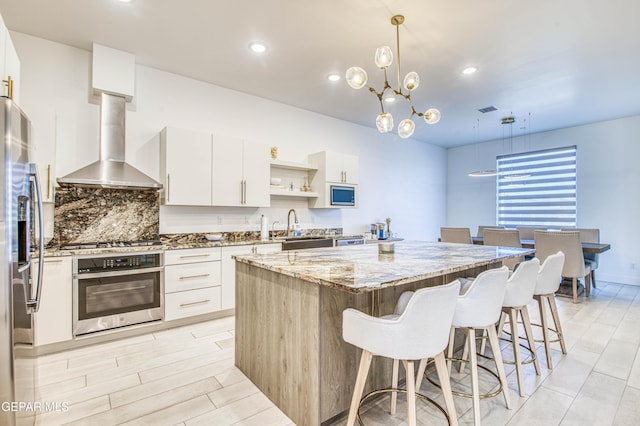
[496,146,577,228]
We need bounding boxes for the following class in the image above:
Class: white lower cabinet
[33,257,73,346]
[164,247,222,321]
[165,287,221,321]
[221,243,281,310]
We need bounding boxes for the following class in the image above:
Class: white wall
[448,116,640,285]
[12,32,447,241]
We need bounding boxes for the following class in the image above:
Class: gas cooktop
[60,240,163,250]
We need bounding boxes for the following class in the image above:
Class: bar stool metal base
[477,333,538,366]
[499,320,564,345]
[529,321,564,344]
[425,357,503,399]
[356,387,453,426]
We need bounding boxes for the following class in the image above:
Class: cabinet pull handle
[179,254,211,259]
[44,259,64,264]
[167,174,171,203]
[241,179,247,204]
[46,164,51,199]
[180,299,210,308]
[2,76,13,100]
[179,273,210,280]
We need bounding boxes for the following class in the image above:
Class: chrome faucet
[287,209,298,237]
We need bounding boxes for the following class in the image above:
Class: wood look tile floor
[33,281,640,425]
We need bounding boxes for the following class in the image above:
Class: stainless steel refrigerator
[0,97,44,426]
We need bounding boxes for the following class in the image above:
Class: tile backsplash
[53,186,159,246]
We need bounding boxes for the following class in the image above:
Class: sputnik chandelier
[345,15,441,139]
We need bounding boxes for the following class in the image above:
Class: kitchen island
[234,241,533,426]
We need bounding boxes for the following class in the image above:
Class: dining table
[472,236,611,254]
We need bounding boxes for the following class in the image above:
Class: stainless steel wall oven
[73,251,164,336]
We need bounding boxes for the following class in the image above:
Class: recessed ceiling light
[249,42,268,54]
[461,66,478,75]
[118,0,134,3]
[327,73,341,82]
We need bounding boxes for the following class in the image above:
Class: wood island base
[235,261,498,425]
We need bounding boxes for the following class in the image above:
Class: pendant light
[346,15,441,139]
[468,118,497,177]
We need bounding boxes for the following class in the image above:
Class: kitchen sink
[281,236,334,251]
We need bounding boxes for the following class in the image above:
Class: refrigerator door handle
[27,163,45,313]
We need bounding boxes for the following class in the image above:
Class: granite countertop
[234,240,534,293]
[41,238,281,257]
[40,229,343,257]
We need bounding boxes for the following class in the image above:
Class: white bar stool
[444,267,512,426]
[343,281,461,426]
[495,259,541,397]
[534,251,567,368]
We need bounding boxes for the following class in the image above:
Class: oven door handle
[74,266,164,279]
[91,285,148,295]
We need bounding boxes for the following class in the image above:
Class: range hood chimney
[57,44,162,190]
[57,93,162,190]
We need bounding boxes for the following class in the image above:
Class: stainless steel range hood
[57,93,163,190]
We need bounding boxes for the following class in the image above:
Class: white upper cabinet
[30,111,56,203]
[211,134,243,206]
[212,135,269,207]
[311,151,359,184]
[0,14,20,104]
[160,127,212,206]
[160,128,270,207]
[91,43,135,101]
[308,151,359,208]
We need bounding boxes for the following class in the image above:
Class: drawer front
[165,247,221,265]
[165,261,221,293]
[165,287,221,321]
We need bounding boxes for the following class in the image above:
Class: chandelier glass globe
[345,67,368,90]
[376,112,394,133]
[403,72,420,91]
[398,119,415,138]
[424,108,441,124]
[374,46,393,68]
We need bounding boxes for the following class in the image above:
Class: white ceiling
[1,0,639,147]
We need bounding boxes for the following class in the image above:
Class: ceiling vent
[477,106,498,113]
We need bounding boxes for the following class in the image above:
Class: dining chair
[440,227,472,244]
[475,225,504,238]
[534,230,591,303]
[483,229,523,270]
[516,226,546,240]
[561,228,600,288]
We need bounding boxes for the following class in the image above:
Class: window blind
[496,145,577,228]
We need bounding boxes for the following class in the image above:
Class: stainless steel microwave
[330,185,356,206]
